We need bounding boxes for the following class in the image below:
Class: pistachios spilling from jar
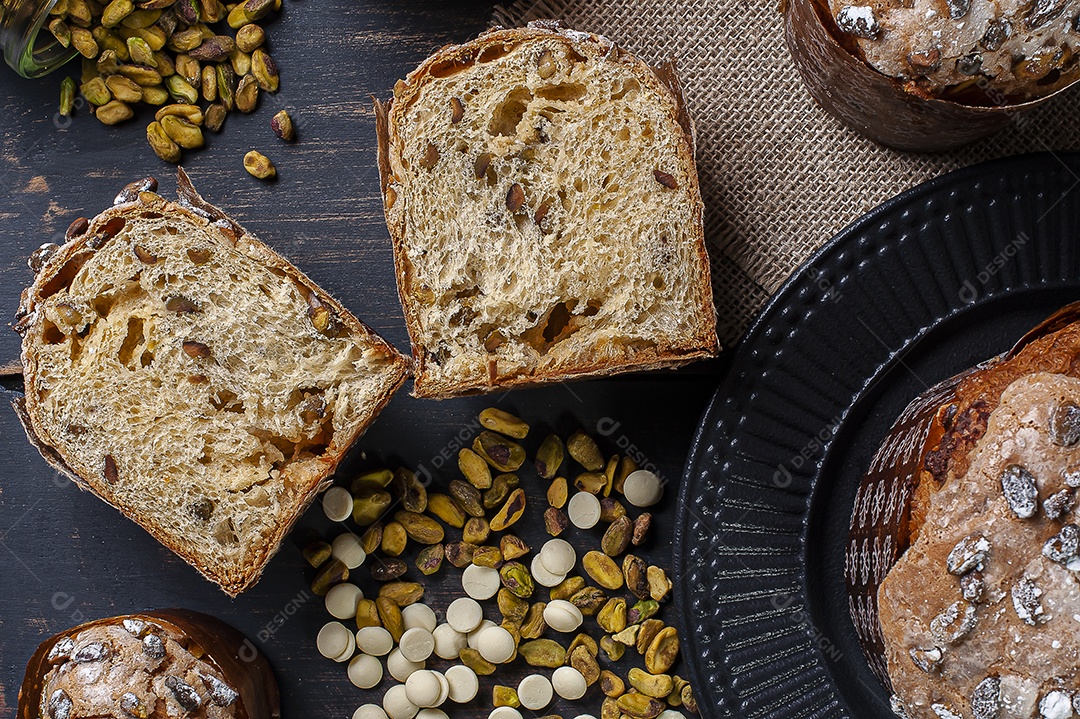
[48,0,289,166]
[302,408,695,719]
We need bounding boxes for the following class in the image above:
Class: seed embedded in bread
[15,170,408,596]
[376,24,718,398]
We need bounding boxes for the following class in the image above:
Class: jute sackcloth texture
[491,0,1080,346]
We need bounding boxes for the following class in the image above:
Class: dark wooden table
[0,2,722,717]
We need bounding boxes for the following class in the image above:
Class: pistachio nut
[493,686,520,708]
[629,599,660,625]
[615,455,638,494]
[498,588,529,623]
[92,27,126,59]
[490,488,526,531]
[624,555,650,599]
[473,430,526,472]
[569,645,600,685]
[583,550,624,590]
[472,545,504,569]
[95,99,133,124]
[355,598,380,628]
[370,558,407,582]
[636,618,664,655]
[499,561,535,599]
[617,693,664,719]
[600,670,625,698]
[601,698,621,719]
[547,476,568,508]
[483,473,518,509]
[567,430,604,471]
[479,407,529,439]
[500,534,529,561]
[160,114,204,149]
[353,468,395,490]
[101,0,134,27]
[270,109,294,140]
[302,540,332,568]
[235,73,258,113]
[201,65,217,102]
[155,102,203,124]
[230,48,251,75]
[570,586,607,615]
[352,489,391,526]
[612,625,640,646]
[393,510,443,545]
[647,566,672,601]
[310,558,348,596]
[215,64,235,111]
[96,49,120,74]
[444,541,477,568]
[459,447,493,489]
[459,647,497,676]
[163,73,196,101]
[125,35,155,65]
[381,521,407,557]
[544,507,569,536]
[173,53,199,84]
[360,523,382,555]
[379,581,424,607]
[49,18,72,49]
[71,26,98,58]
[141,84,169,105]
[462,517,490,545]
[392,467,427,513]
[235,23,264,52]
[375,597,404,642]
[549,575,585,601]
[448,479,484,517]
[169,28,204,52]
[601,516,633,557]
[189,34,234,61]
[150,50,172,76]
[81,76,112,105]
[575,472,607,495]
[243,149,275,179]
[603,454,619,496]
[427,493,467,529]
[600,635,625,661]
[250,48,278,91]
[645,626,679,674]
[519,638,566,668]
[600,497,627,522]
[668,676,689,707]
[568,633,598,658]
[146,120,180,161]
[59,76,75,116]
[632,513,652,546]
[535,433,564,479]
[173,0,199,24]
[520,602,546,639]
[628,669,673,698]
[597,597,628,634]
[681,684,698,714]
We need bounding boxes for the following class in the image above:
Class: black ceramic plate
[673,152,1080,719]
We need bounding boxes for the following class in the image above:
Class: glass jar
[1,0,76,78]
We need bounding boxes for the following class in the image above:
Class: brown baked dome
[848,306,1080,719]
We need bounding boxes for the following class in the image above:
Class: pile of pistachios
[50,0,292,168]
[303,407,699,719]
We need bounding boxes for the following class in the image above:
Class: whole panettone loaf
[848,303,1080,718]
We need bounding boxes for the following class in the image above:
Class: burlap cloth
[492,0,1080,346]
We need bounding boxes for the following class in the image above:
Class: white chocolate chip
[624,470,663,507]
[356,626,394,656]
[333,631,356,663]
[325,583,363,620]
[531,554,566,588]
[540,539,576,575]
[544,600,584,633]
[467,620,496,650]
[322,486,353,522]
[384,684,419,719]
[567,492,601,529]
[388,647,425,682]
[552,666,587,700]
[433,671,450,706]
[658,712,686,719]
[417,711,449,719]
[317,621,352,660]
[517,674,554,710]
[488,708,523,719]
[432,623,467,660]
[332,533,367,569]
[402,603,438,632]
[354,704,389,719]
[446,597,484,633]
[347,654,383,689]
[444,665,479,703]
[405,670,443,708]
[462,564,501,600]
[476,625,516,664]
[400,627,436,663]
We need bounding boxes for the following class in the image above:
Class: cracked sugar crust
[18,190,408,595]
[827,0,1080,99]
[40,621,238,719]
[881,373,1080,718]
[382,26,717,397]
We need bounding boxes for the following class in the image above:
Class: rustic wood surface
[0,2,722,717]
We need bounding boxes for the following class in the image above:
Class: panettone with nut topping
[848,304,1080,719]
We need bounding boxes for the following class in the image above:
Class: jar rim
[3,0,77,78]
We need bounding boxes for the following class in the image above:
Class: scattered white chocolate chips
[322,486,354,522]
[446,597,484,633]
[405,670,443,708]
[467,620,496,650]
[432,623,467,660]
[623,469,663,507]
[544,599,584,633]
[517,674,554,710]
[539,538,576,574]
[325,582,364,620]
[400,627,436,663]
[444,665,479,703]
[356,626,394,657]
[348,653,383,689]
[462,564,501,600]
[332,532,368,569]
[552,665,588,700]
[567,491,601,529]
[531,554,566,588]
[476,625,516,664]
[317,621,353,660]
[384,684,419,719]
[403,603,438,632]
[387,647,425,682]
